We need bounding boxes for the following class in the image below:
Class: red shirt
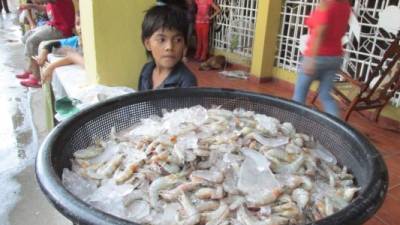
[304,1,351,56]
[46,0,75,37]
[195,0,213,24]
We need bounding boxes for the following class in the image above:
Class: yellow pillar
[250,0,282,81]
[80,0,155,89]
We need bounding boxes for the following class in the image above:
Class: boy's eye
[156,37,166,43]
[174,37,183,43]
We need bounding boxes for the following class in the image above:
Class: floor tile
[374,195,400,225]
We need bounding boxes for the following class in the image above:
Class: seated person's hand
[32,55,46,66]
[41,63,55,83]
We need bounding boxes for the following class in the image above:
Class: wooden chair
[312,33,400,121]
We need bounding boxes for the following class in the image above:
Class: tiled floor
[186,60,400,225]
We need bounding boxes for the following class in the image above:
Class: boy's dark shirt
[138,61,198,91]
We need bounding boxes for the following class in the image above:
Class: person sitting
[16,0,75,88]
[33,11,81,66]
[34,12,83,83]
[138,5,198,91]
[19,0,48,31]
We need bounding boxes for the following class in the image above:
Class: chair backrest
[362,33,400,102]
[372,61,400,102]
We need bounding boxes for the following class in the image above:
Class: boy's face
[144,28,186,70]
[75,15,81,36]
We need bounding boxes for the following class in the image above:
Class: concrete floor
[0,10,71,225]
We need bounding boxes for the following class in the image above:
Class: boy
[138,5,197,91]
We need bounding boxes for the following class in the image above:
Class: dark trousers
[0,0,10,13]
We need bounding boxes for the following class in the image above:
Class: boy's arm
[41,53,84,83]
[26,9,36,29]
[66,52,85,68]
[20,3,46,12]
[33,40,62,66]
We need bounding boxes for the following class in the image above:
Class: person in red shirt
[194,0,220,61]
[16,0,75,88]
[292,0,351,117]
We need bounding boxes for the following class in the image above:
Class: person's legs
[199,23,210,61]
[21,26,63,87]
[194,23,202,60]
[16,28,37,78]
[317,57,342,117]
[1,0,9,13]
[195,23,209,61]
[24,25,63,77]
[292,57,314,104]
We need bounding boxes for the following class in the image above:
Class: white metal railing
[275,0,400,107]
[210,0,258,58]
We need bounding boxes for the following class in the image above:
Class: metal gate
[210,0,259,58]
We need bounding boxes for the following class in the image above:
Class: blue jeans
[292,56,343,117]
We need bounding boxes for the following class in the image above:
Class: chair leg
[373,107,384,122]
[344,100,359,121]
[344,108,352,121]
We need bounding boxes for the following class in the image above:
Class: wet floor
[0,8,71,225]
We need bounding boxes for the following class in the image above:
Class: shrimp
[73,144,104,159]
[194,186,224,200]
[265,148,292,162]
[97,154,123,177]
[190,170,224,183]
[291,188,309,210]
[203,201,229,225]
[115,162,138,184]
[178,191,200,225]
[275,154,305,174]
[246,188,282,207]
[195,200,220,213]
[342,187,360,202]
[160,181,201,201]
[149,175,180,208]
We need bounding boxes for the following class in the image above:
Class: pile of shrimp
[62,105,360,225]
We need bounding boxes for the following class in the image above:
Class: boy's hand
[32,55,46,66]
[41,63,54,83]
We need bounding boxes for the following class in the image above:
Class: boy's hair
[141,5,189,46]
